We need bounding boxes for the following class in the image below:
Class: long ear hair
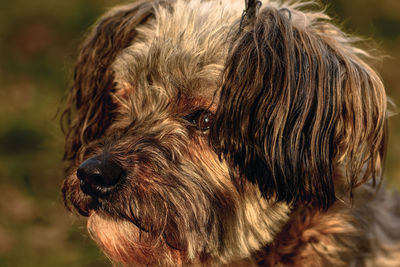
[210,6,387,209]
[61,0,163,163]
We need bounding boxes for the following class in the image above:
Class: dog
[61,0,400,265]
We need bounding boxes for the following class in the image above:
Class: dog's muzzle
[77,155,125,198]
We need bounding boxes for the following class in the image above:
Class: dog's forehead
[112,0,243,101]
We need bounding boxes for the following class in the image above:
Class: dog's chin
[87,211,186,266]
[66,176,184,265]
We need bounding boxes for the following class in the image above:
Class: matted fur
[61,0,400,266]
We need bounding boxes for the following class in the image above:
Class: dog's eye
[186,109,215,131]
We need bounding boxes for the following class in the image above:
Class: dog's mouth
[87,206,148,237]
[65,173,186,251]
[86,197,188,256]
[94,197,152,233]
[65,177,148,232]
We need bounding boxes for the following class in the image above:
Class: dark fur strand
[210,6,387,209]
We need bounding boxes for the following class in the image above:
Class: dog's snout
[77,155,125,197]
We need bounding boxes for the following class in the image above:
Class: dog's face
[62,0,387,265]
[62,1,289,265]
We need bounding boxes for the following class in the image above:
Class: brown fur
[61,0,400,266]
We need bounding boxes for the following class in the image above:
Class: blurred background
[0,0,399,266]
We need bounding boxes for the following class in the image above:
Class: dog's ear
[62,0,163,162]
[210,7,387,209]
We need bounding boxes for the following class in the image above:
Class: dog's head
[62,0,387,265]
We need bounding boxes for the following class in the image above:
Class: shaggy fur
[61,0,400,266]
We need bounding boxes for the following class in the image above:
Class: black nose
[77,155,125,197]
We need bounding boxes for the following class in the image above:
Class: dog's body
[62,0,400,266]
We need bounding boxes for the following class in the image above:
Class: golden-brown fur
[61,0,400,266]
